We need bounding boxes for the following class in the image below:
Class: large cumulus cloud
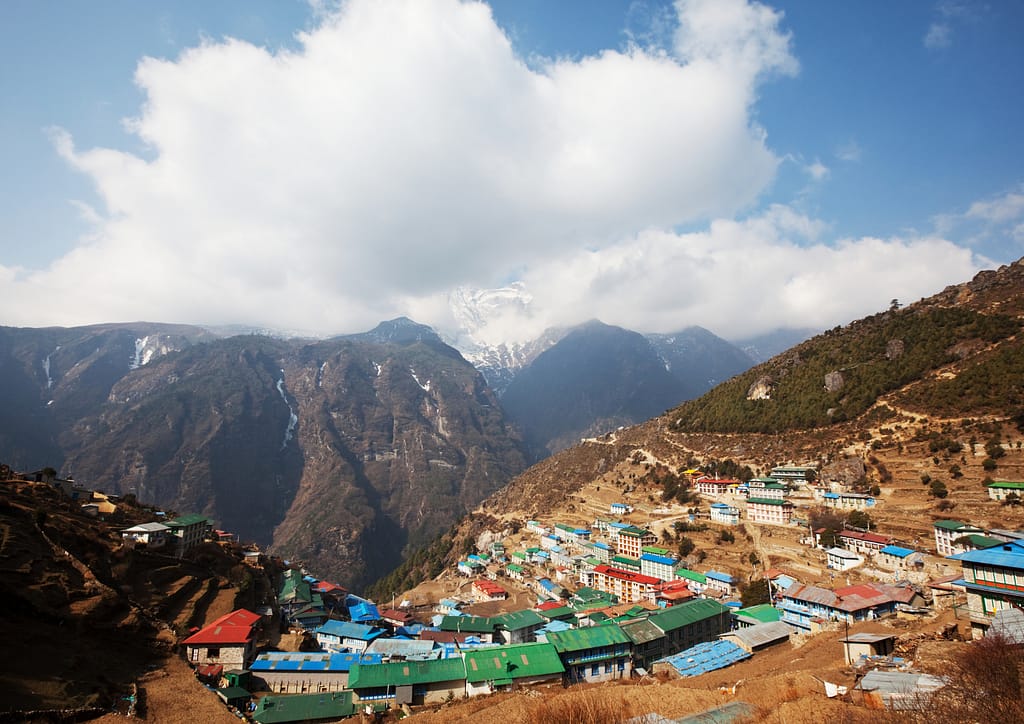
[2,0,981,339]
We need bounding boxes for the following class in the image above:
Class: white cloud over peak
[0,0,982,344]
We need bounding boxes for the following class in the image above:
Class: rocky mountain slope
[500,321,754,457]
[0,319,527,589]
[396,258,1024,587]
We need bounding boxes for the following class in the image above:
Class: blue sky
[2,0,1022,342]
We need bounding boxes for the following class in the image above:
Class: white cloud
[0,0,982,345]
[965,189,1024,224]
[924,22,952,49]
[805,158,829,181]
[835,140,862,163]
[438,205,978,341]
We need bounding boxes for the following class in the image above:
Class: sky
[2,0,1023,345]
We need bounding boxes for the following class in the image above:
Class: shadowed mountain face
[499,321,754,458]
[0,319,527,589]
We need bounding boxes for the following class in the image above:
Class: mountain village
[12,458,1024,723]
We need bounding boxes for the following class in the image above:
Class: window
[591,664,600,677]
[207,648,220,658]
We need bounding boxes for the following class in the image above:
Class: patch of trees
[672,307,1020,433]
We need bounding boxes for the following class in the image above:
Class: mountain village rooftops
[182,609,260,646]
[250,651,384,672]
[348,658,468,688]
[462,642,564,683]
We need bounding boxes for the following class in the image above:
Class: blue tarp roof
[656,640,751,677]
[348,602,381,623]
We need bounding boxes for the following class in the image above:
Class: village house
[826,547,863,571]
[439,615,497,643]
[491,609,547,644]
[709,502,740,525]
[778,582,924,632]
[745,497,794,525]
[821,491,877,510]
[950,533,1005,555]
[640,550,678,582]
[650,580,696,608]
[986,480,1024,501]
[164,513,210,555]
[720,620,793,654]
[348,658,468,706]
[472,579,509,602]
[379,608,414,631]
[620,599,731,669]
[838,530,893,556]
[314,620,387,653]
[182,608,261,668]
[615,526,658,558]
[120,521,170,548]
[841,633,896,665]
[694,477,741,497]
[675,568,707,595]
[610,502,633,515]
[745,478,787,500]
[546,625,633,684]
[249,652,384,694]
[877,545,925,571]
[704,571,736,596]
[733,603,782,628]
[463,642,565,696]
[770,466,817,485]
[591,565,662,603]
[934,520,985,556]
[949,539,1024,637]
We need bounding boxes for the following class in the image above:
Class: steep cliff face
[1,321,527,589]
[269,328,527,587]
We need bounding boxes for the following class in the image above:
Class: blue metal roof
[316,620,384,641]
[706,571,735,583]
[249,652,384,672]
[949,540,1024,568]
[641,553,677,565]
[349,602,381,622]
[823,492,840,499]
[656,640,751,676]
[880,545,914,557]
[594,542,610,550]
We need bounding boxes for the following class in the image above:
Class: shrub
[983,458,998,472]
[929,480,949,498]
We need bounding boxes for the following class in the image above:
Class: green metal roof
[439,615,495,634]
[166,513,209,528]
[934,519,970,530]
[491,609,546,630]
[959,534,1005,549]
[506,563,524,573]
[511,551,527,560]
[610,555,641,568]
[619,526,653,537]
[349,658,467,689]
[675,568,706,584]
[463,642,564,683]
[649,599,728,634]
[253,691,354,723]
[988,481,1024,489]
[746,497,792,506]
[278,569,311,604]
[735,604,781,624]
[538,606,576,621]
[547,624,630,653]
[620,618,666,645]
[642,546,671,556]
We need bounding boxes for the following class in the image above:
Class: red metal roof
[594,565,661,586]
[182,609,260,646]
[839,530,893,545]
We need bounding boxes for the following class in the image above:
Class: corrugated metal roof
[856,670,946,696]
[649,599,727,634]
[656,640,751,676]
[463,642,564,683]
[439,615,495,634]
[348,658,467,688]
[491,609,546,630]
[364,639,436,657]
[547,624,631,653]
[720,621,793,649]
[253,691,354,723]
[316,620,385,641]
[734,604,781,624]
[880,545,915,557]
[941,541,1024,572]
[620,618,665,645]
